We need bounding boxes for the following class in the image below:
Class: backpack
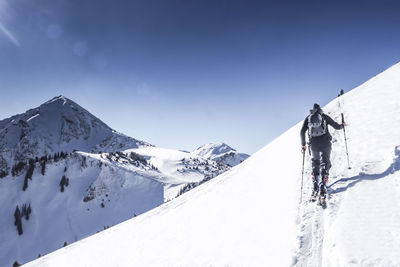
[308,111,327,138]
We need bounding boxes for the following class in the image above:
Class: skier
[300,103,345,200]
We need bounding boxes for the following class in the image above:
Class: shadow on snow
[328,146,400,194]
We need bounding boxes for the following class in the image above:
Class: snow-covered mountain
[25,62,400,267]
[0,96,241,267]
[192,142,249,166]
[0,95,150,177]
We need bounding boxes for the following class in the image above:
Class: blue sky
[1,0,400,154]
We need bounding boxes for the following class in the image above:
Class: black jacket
[300,113,343,146]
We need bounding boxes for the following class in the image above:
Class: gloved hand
[342,122,347,127]
[301,145,307,152]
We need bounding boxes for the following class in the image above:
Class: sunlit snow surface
[0,146,230,267]
[26,62,400,266]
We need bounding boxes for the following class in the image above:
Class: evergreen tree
[29,159,34,180]
[14,206,23,235]
[26,204,32,220]
[14,205,20,223]
[41,160,46,176]
[22,176,28,191]
[61,152,67,159]
[24,159,35,190]
[60,176,68,192]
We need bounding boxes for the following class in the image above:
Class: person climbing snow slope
[300,103,346,202]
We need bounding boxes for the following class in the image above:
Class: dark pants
[310,135,332,185]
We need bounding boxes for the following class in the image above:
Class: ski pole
[341,113,351,169]
[300,149,305,203]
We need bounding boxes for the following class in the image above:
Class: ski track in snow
[294,172,327,267]
[295,171,343,267]
[295,149,400,267]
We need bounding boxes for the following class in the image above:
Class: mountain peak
[41,95,80,111]
[194,142,235,156]
[192,142,249,166]
[45,95,68,104]
[0,96,150,172]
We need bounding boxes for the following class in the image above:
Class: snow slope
[0,147,232,267]
[25,61,400,267]
[192,142,249,166]
[0,96,241,267]
[24,131,300,266]
[0,152,165,267]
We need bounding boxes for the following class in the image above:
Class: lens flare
[0,21,20,47]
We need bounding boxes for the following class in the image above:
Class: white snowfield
[26,62,400,266]
[0,145,231,267]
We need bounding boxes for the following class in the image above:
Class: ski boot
[310,174,319,202]
[318,176,328,207]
